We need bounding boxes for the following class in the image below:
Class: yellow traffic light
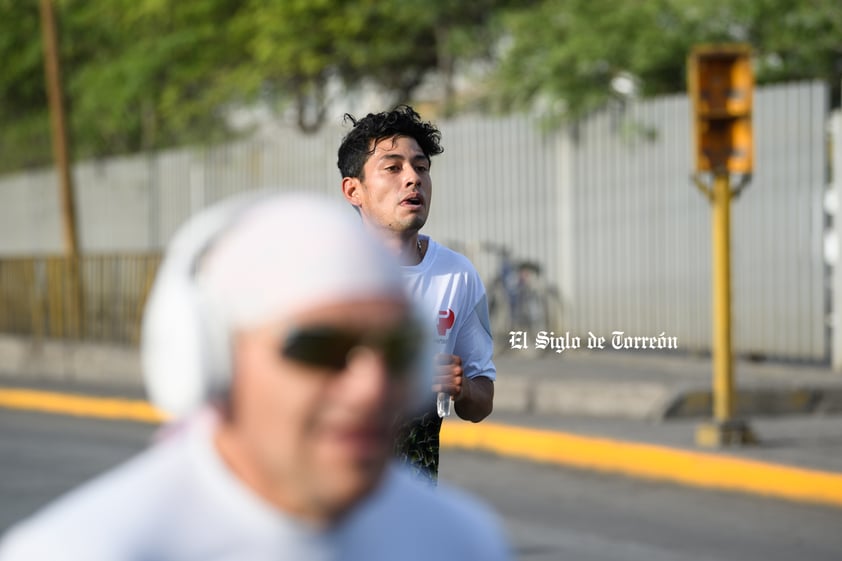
[688,44,754,175]
[688,44,757,448]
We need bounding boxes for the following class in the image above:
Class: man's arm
[454,373,494,422]
[456,291,495,422]
[435,287,496,422]
[432,354,494,422]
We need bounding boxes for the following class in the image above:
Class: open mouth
[401,194,424,208]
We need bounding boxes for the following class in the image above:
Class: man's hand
[432,353,465,399]
[432,353,493,422]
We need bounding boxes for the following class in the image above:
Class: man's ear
[341,177,363,208]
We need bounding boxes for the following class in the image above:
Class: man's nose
[342,347,391,406]
[404,165,422,187]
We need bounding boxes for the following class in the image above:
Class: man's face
[217,297,415,524]
[342,135,432,235]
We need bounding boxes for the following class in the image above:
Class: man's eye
[416,165,429,173]
[385,165,399,172]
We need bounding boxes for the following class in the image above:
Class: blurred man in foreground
[0,192,510,560]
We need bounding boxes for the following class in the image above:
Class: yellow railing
[0,254,162,345]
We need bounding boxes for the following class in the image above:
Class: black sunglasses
[280,322,424,376]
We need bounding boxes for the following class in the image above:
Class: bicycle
[441,240,562,356]
[480,243,561,356]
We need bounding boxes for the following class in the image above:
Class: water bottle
[436,391,453,418]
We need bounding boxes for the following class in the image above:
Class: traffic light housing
[688,44,754,175]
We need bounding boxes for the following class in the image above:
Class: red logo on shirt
[437,309,455,336]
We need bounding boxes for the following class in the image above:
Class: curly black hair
[337,105,443,179]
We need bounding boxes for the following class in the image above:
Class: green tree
[0,0,52,170]
[489,0,842,122]
[232,0,515,130]
[0,0,249,171]
[0,0,512,170]
[2,0,839,173]
[65,0,248,155]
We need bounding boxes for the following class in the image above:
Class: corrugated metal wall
[0,82,829,361]
[732,82,827,361]
[425,115,563,304]
[563,83,827,360]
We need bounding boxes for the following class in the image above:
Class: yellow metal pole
[711,172,734,423]
[696,171,755,447]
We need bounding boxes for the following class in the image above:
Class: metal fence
[0,255,160,345]
[564,83,828,361]
[0,81,831,360]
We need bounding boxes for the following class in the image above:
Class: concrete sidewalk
[5,335,840,420]
[492,349,842,419]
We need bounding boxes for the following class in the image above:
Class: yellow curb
[3,386,841,509]
[441,421,842,509]
[0,388,166,424]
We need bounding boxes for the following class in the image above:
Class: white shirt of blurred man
[0,192,511,561]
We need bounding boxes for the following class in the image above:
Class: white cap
[199,193,408,328]
[142,191,421,418]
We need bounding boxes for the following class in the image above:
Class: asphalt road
[0,409,155,532]
[2,408,841,561]
[439,449,842,561]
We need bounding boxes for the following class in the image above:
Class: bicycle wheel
[487,277,514,356]
[516,284,548,334]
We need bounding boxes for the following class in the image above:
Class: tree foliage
[0,0,509,171]
[0,0,249,171]
[0,0,839,172]
[489,0,842,122]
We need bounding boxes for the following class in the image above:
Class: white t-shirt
[0,411,511,561]
[403,235,496,381]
